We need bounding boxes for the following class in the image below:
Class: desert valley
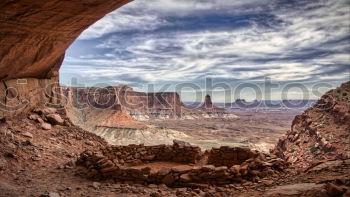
[0,0,349,197]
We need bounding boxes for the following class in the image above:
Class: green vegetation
[309,146,317,153]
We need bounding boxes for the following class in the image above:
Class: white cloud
[79,11,166,40]
[63,0,350,87]
[78,0,276,40]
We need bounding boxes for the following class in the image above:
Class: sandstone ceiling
[0,0,132,81]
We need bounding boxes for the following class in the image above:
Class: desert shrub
[309,146,317,153]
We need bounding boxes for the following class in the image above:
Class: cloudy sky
[60,0,350,102]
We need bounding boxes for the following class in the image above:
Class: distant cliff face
[63,86,235,122]
[63,86,184,118]
[273,81,350,168]
[62,86,236,147]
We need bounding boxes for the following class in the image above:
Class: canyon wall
[63,86,184,119]
[0,0,131,116]
[63,86,235,121]
[62,86,236,147]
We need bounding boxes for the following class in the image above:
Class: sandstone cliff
[63,86,235,121]
[62,86,236,147]
[0,0,132,117]
[0,0,130,80]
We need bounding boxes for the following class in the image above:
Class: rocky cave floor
[0,110,349,197]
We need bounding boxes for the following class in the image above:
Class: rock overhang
[0,0,132,80]
[0,0,132,116]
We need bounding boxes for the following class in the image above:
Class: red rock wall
[77,141,287,186]
[99,140,203,165]
[0,0,131,80]
[0,0,132,116]
[0,77,60,117]
[207,146,258,168]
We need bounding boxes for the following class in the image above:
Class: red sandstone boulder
[46,114,64,125]
[179,173,192,183]
[41,122,52,130]
[162,174,175,185]
[34,108,57,115]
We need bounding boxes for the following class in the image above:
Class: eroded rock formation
[0,0,131,116]
[61,85,237,147]
[202,94,213,108]
[0,0,131,80]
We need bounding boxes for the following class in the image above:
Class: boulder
[179,173,192,182]
[46,114,64,125]
[173,140,191,148]
[41,122,52,130]
[215,166,228,172]
[22,132,33,138]
[307,160,343,172]
[101,166,119,173]
[325,183,345,196]
[230,165,241,174]
[34,108,57,115]
[202,165,215,171]
[162,174,175,185]
[158,168,170,176]
[41,108,58,115]
[28,114,40,121]
[92,182,101,189]
[150,192,162,197]
[48,192,60,197]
